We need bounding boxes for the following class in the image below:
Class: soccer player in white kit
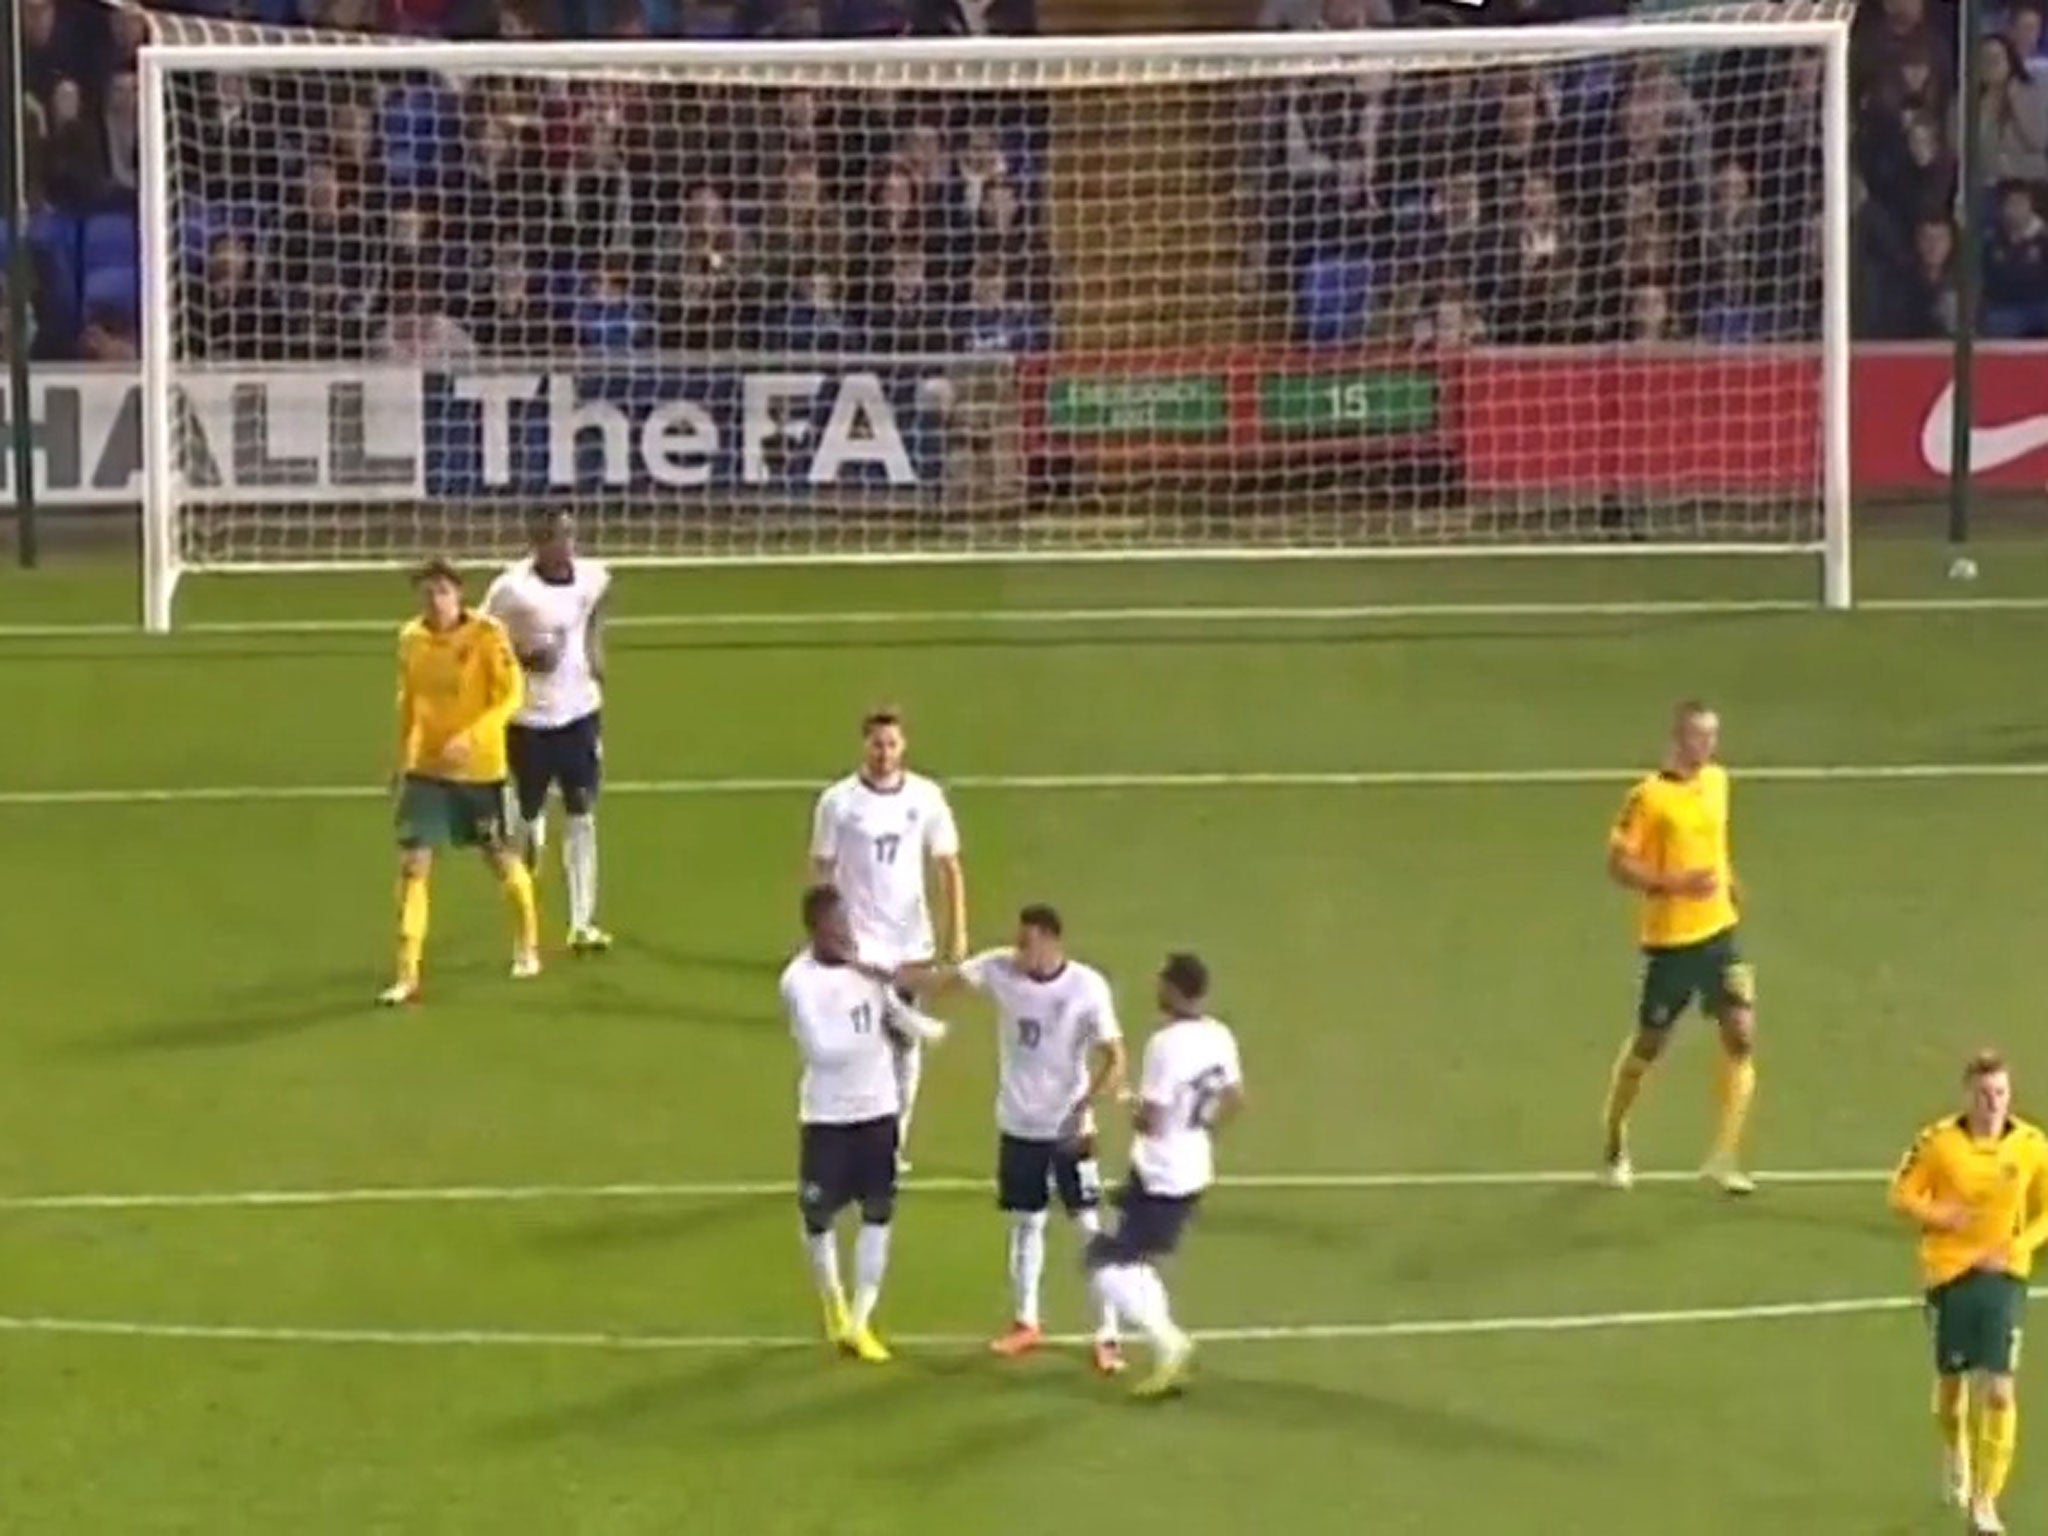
[1086,951,1244,1400]
[902,904,1131,1374]
[781,884,947,1363]
[481,512,613,953]
[809,708,968,1171]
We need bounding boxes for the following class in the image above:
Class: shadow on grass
[613,933,785,984]
[524,1197,767,1255]
[53,962,466,1055]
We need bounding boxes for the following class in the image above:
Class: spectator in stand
[1866,109,1957,231]
[1700,156,1775,338]
[1259,0,1396,29]
[1628,283,1678,343]
[470,247,553,355]
[873,247,946,350]
[102,8,145,82]
[576,253,653,350]
[774,268,852,350]
[2011,4,2046,64]
[1489,169,1583,343]
[911,0,1034,34]
[78,301,140,362]
[1900,213,1962,337]
[1853,0,1949,109]
[659,181,756,347]
[1984,180,2048,335]
[449,103,551,261]
[21,0,88,111]
[1430,167,1505,321]
[960,258,1042,352]
[193,75,280,215]
[764,154,843,310]
[1271,71,1377,278]
[275,159,380,359]
[378,265,480,363]
[1856,36,1948,198]
[102,70,139,200]
[900,121,962,263]
[329,98,386,200]
[1417,288,1487,346]
[1979,35,2048,190]
[40,78,106,210]
[188,231,267,361]
[1478,72,1557,196]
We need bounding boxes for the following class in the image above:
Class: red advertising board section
[1021,342,2048,494]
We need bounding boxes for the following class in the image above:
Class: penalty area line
[0,1290,2025,1355]
[5,762,2048,808]
[0,1166,1891,1213]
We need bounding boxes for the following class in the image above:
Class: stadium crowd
[2,0,2047,362]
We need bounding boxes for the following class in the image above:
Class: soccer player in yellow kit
[1599,700,1757,1194]
[1890,1051,2048,1535]
[379,559,542,1006]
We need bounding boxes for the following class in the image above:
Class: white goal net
[136,16,1853,628]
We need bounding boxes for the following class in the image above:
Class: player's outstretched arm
[2009,1155,2048,1265]
[934,853,968,963]
[586,597,609,684]
[884,994,948,1045]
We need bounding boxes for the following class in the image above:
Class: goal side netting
[135,14,1853,628]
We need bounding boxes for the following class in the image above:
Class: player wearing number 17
[1599,700,1757,1195]
[1889,1051,2048,1536]
[380,559,542,1006]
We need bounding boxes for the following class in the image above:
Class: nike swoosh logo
[1920,381,2048,473]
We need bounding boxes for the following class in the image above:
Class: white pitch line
[5,592,2048,641]
[4,761,2048,809]
[0,1166,1890,1213]
[1,1290,2029,1355]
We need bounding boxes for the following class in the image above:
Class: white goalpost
[136,14,1853,631]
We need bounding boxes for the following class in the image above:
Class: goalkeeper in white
[482,512,613,953]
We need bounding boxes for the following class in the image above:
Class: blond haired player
[379,559,542,1006]
[1890,1051,2048,1535]
[1599,700,1757,1194]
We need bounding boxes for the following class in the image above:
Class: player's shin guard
[852,1222,891,1329]
[1071,1210,1121,1339]
[499,859,540,955]
[564,812,598,931]
[1711,1051,1757,1166]
[1093,1264,1171,1347]
[395,871,430,985]
[1602,1039,1651,1149]
[1977,1393,2019,1502]
[1008,1212,1049,1328]
[892,1038,923,1143]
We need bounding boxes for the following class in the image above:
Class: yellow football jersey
[1890,1114,2048,1289]
[395,611,522,785]
[1608,765,1738,948]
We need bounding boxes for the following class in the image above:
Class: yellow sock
[1711,1053,1757,1164]
[1977,1395,2019,1502]
[1937,1374,1970,1459]
[501,859,539,953]
[396,872,430,986]
[1602,1041,1651,1150]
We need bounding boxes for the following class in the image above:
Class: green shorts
[396,776,510,851]
[1637,927,1752,1030]
[1928,1270,2028,1376]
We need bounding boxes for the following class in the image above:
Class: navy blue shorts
[997,1132,1103,1216]
[798,1116,899,1232]
[506,711,602,820]
[1085,1175,1200,1267]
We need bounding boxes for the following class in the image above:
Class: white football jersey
[1129,1016,1244,1199]
[481,557,611,729]
[809,772,961,966]
[781,949,907,1125]
[959,951,1121,1141]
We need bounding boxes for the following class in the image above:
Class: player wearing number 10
[380,559,542,1006]
[1889,1051,2048,1536]
[1599,701,1757,1195]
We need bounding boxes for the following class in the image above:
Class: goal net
[136,13,1853,629]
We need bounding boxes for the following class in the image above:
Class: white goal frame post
[136,20,1854,632]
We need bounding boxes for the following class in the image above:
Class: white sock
[804,1228,842,1299]
[1093,1263,1174,1348]
[852,1221,891,1328]
[523,808,548,868]
[1071,1209,1119,1340]
[563,811,598,930]
[893,1039,922,1143]
[1008,1211,1049,1328]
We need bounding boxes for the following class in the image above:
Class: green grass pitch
[3,535,2048,1533]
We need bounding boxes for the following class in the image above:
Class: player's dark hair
[1674,698,1714,724]
[531,509,573,546]
[412,556,463,589]
[1965,1049,2009,1081]
[1018,904,1062,938]
[801,883,843,934]
[861,706,904,736]
[1160,952,1209,1005]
